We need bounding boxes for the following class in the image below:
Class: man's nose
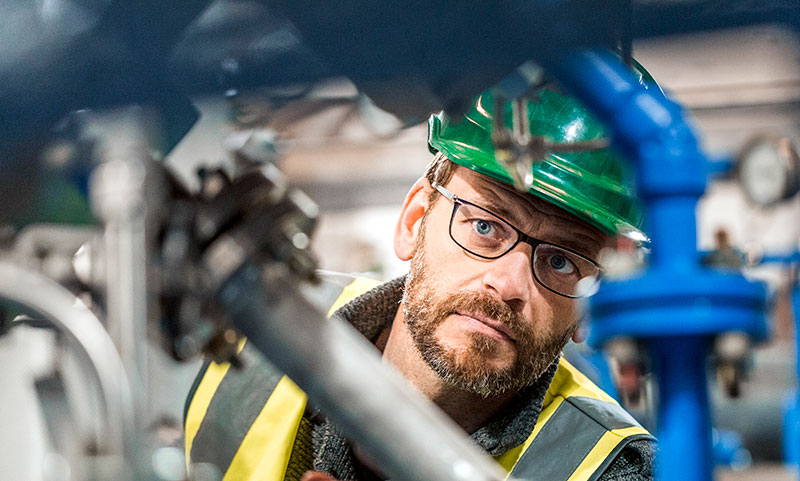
[480,246,533,309]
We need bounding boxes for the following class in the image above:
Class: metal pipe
[650,337,714,480]
[0,261,135,458]
[547,51,766,481]
[646,196,699,270]
[786,286,800,467]
[216,260,512,481]
[90,107,160,427]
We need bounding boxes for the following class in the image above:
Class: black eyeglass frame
[433,183,602,299]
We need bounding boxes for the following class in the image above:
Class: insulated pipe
[215,260,511,481]
[0,261,135,458]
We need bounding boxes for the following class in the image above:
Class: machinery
[2,1,800,481]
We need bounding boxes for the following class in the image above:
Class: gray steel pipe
[90,107,163,427]
[0,261,136,458]
[215,260,512,481]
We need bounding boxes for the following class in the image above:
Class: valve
[713,332,751,398]
[203,328,244,368]
[701,228,744,271]
[606,337,650,408]
[155,129,320,364]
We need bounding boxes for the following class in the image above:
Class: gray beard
[401,240,574,398]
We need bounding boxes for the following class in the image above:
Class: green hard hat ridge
[427,82,647,241]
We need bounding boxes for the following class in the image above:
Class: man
[184,83,656,481]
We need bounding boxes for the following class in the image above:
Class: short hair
[423,152,458,205]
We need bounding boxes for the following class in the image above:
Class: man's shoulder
[525,358,655,481]
[549,358,656,481]
[549,358,644,431]
[550,357,620,404]
[598,438,656,481]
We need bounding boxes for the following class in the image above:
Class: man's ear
[571,325,586,343]
[572,302,589,343]
[394,177,432,261]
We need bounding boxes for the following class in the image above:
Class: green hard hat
[428,68,655,241]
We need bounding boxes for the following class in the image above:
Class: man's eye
[472,219,495,236]
[548,254,576,275]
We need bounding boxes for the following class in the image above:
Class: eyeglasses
[433,184,601,298]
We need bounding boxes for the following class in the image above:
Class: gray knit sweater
[312,277,655,481]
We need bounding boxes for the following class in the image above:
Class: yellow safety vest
[184,277,651,481]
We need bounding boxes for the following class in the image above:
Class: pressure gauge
[736,135,800,208]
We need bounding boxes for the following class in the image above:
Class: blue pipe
[760,251,800,265]
[543,51,707,200]
[651,337,714,480]
[545,51,767,481]
[648,195,700,270]
[785,286,800,467]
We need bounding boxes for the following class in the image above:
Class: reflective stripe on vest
[184,277,650,481]
[184,276,380,480]
[184,339,309,481]
[494,359,652,481]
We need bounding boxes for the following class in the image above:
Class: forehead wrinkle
[472,189,530,229]
[468,177,573,234]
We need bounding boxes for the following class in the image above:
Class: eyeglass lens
[449,202,599,297]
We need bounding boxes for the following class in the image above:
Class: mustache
[436,290,528,339]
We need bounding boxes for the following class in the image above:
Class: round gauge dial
[736,136,800,208]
